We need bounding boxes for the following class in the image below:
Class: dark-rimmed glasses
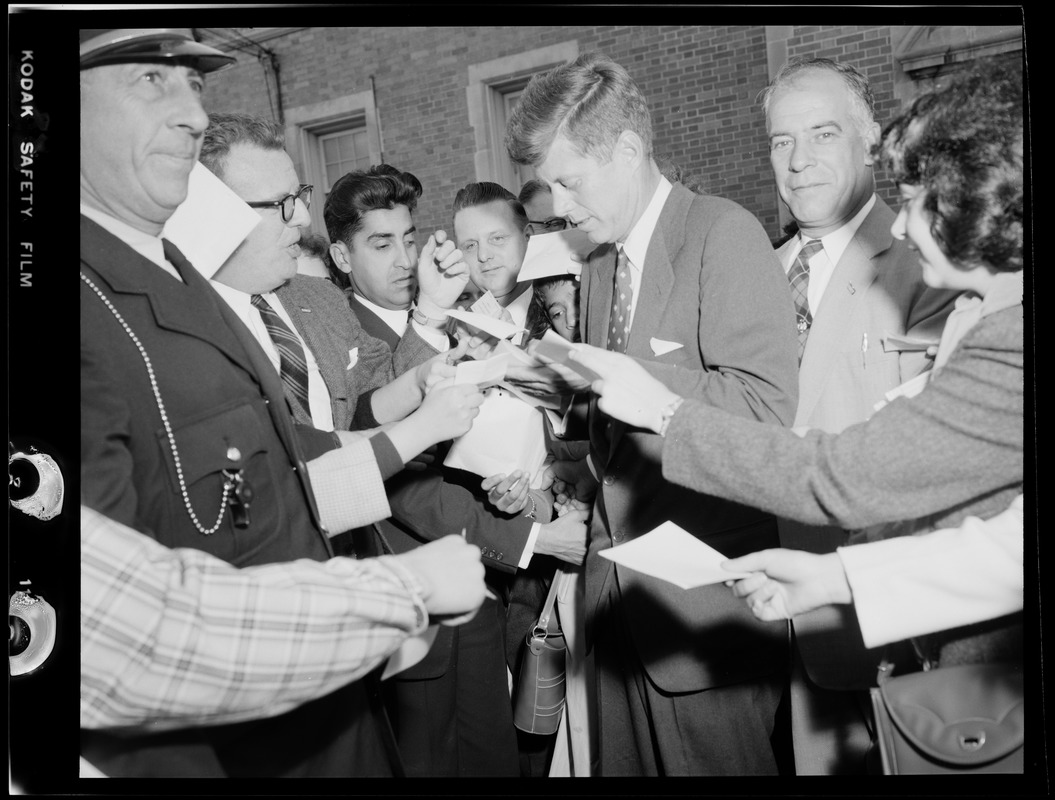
[525,217,569,236]
[246,184,313,222]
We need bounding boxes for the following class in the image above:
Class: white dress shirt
[619,176,673,330]
[210,282,336,432]
[353,292,451,352]
[782,194,876,315]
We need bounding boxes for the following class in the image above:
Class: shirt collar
[793,193,876,265]
[80,202,174,277]
[504,283,534,328]
[353,292,411,336]
[974,270,1023,318]
[621,176,673,269]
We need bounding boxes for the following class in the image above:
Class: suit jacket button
[612,531,624,542]
[602,475,615,486]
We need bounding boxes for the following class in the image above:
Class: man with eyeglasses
[79,30,483,778]
[518,179,568,236]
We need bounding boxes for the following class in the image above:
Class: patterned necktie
[250,294,312,418]
[788,238,823,360]
[606,247,633,353]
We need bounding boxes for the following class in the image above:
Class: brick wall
[203,25,913,241]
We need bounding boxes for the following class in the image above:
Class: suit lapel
[795,202,892,424]
[81,216,326,533]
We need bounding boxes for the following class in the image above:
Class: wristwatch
[657,397,685,437]
[411,306,450,329]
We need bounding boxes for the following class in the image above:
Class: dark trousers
[593,589,783,776]
[384,598,520,778]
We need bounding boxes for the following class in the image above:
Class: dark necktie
[250,294,312,419]
[161,237,194,281]
[788,238,823,361]
[606,247,633,353]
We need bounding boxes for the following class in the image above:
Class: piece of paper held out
[599,521,751,589]
[163,162,261,279]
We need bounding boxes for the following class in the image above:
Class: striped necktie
[250,294,312,419]
[606,247,633,353]
[788,238,823,360]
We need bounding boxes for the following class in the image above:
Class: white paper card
[882,333,939,353]
[443,387,549,488]
[162,162,260,279]
[517,227,595,281]
[447,307,525,341]
[454,352,511,387]
[470,290,504,318]
[381,625,439,680]
[598,521,751,589]
[533,330,600,382]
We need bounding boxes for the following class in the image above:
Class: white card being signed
[517,227,595,281]
[162,162,260,279]
[599,521,751,589]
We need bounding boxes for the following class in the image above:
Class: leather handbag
[512,571,566,735]
[869,661,1024,774]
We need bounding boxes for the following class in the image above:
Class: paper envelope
[532,330,600,383]
[162,162,261,279]
[599,521,752,589]
[517,227,595,281]
[443,387,549,488]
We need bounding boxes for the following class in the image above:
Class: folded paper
[533,330,600,382]
[454,352,511,387]
[163,162,261,279]
[346,347,359,370]
[599,521,751,589]
[443,387,549,488]
[447,307,525,341]
[517,227,595,282]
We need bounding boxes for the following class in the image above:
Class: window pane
[322,136,340,164]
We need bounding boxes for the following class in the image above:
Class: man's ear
[862,121,882,166]
[614,129,646,170]
[329,241,352,274]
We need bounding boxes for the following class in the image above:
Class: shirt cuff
[368,433,404,481]
[352,388,381,430]
[519,522,543,568]
[411,320,451,352]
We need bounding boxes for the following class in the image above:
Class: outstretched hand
[568,345,680,432]
[722,549,853,622]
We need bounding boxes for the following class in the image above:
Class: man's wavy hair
[505,52,653,167]
[200,112,284,179]
[759,57,877,134]
[324,164,423,247]
[451,181,529,233]
[878,58,1024,273]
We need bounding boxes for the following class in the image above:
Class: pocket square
[346,347,359,370]
[650,338,683,356]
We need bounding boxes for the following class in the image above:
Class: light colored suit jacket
[581,182,800,695]
[776,198,959,687]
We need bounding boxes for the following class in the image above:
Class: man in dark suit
[505,52,800,775]
[761,57,958,774]
[78,29,482,779]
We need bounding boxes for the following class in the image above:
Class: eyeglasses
[246,184,313,222]
[525,217,568,235]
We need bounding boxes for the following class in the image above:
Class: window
[319,127,372,195]
[466,41,579,193]
[283,89,383,236]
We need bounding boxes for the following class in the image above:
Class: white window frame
[283,89,383,236]
[466,41,579,191]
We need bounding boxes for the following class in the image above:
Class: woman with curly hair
[567,57,1025,667]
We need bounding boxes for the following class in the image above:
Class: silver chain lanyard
[81,271,235,535]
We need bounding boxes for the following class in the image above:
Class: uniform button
[263,398,270,405]
[602,475,615,486]
[612,531,624,542]
[226,446,242,461]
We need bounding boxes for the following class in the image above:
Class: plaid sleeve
[306,435,391,534]
[80,505,426,732]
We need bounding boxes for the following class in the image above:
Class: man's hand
[416,230,470,315]
[568,344,681,432]
[722,549,853,622]
[534,507,590,565]
[414,380,484,442]
[539,457,598,505]
[481,470,531,515]
[395,535,487,617]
